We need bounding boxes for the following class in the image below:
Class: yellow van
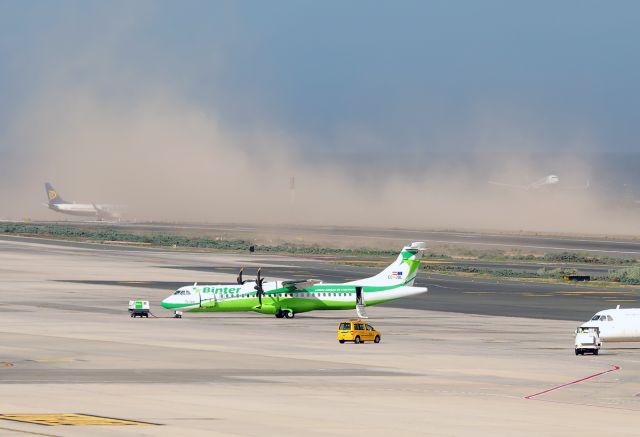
[337,320,381,344]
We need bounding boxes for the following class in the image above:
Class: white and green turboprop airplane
[161,242,428,318]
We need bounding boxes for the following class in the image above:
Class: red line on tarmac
[524,365,621,400]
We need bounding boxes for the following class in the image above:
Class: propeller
[254,267,265,307]
[237,267,245,285]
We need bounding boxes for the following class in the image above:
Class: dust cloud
[1,86,639,236]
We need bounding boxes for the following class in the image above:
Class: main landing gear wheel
[284,310,294,319]
[275,311,284,318]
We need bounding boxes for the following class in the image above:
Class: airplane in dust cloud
[44,182,121,220]
[489,174,589,191]
[489,174,560,190]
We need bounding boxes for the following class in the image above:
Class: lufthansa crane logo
[48,190,57,201]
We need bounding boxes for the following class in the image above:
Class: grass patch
[599,266,640,285]
[0,222,400,257]
[422,264,588,281]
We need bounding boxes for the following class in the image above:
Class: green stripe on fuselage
[185,282,409,314]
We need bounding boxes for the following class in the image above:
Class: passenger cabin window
[339,323,351,330]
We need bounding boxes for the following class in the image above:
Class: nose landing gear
[275,309,295,319]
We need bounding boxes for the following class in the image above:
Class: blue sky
[1,0,639,157]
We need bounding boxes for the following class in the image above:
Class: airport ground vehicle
[337,320,381,344]
[575,326,601,355]
[129,300,150,318]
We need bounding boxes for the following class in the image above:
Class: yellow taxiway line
[0,413,156,426]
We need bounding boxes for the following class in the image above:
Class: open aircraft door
[355,286,368,318]
[196,285,216,308]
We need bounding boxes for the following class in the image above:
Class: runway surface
[2,236,640,435]
[4,234,639,321]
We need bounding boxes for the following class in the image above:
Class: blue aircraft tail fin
[45,183,66,205]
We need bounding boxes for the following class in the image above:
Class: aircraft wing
[279,279,322,291]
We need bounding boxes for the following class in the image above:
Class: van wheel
[354,336,361,344]
[374,336,380,343]
[339,340,345,344]
[575,349,579,355]
[593,349,599,355]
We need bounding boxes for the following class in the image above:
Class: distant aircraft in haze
[44,182,121,220]
[488,174,560,190]
[489,174,589,191]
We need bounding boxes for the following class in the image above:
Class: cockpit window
[591,315,600,321]
[600,315,607,321]
[174,290,182,295]
[607,315,613,321]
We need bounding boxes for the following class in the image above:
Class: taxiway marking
[524,365,621,400]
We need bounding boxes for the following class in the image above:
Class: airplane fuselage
[161,281,426,314]
[580,308,640,342]
[44,183,119,220]
[48,203,102,217]
[161,241,428,317]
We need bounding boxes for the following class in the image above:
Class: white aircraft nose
[161,295,178,309]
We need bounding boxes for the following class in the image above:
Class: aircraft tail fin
[348,242,426,286]
[45,183,66,205]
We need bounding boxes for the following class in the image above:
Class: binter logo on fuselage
[200,286,242,294]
